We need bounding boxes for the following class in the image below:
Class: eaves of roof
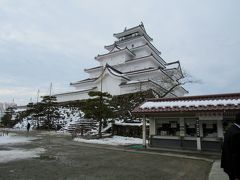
[123,64,174,83]
[54,87,97,96]
[84,66,103,72]
[106,64,130,80]
[120,79,168,92]
[105,35,162,57]
[95,47,135,60]
[70,78,97,85]
[164,61,184,80]
[131,43,165,66]
[124,67,160,75]
[72,64,129,86]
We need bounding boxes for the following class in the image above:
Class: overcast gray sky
[0,0,240,105]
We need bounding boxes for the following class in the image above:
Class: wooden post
[179,118,185,148]
[217,119,224,138]
[196,119,201,151]
[142,116,146,148]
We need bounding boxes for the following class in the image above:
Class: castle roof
[104,35,161,55]
[113,23,153,42]
[95,47,135,61]
[164,61,184,80]
[84,66,103,72]
[71,64,129,86]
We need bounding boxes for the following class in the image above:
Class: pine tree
[39,95,59,129]
[1,107,14,127]
[82,91,113,138]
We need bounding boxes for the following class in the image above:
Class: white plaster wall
[100,53,127,66]
[120,83,156,95]
[172,86,187,97]
[128,71,160,81]
[149,118,156,135]
[114,56,159,72]
[55,92,90,102]
[132,48,149,58]
[72,83,95,90]
[116,61,153,72]
[97,74,121,96]
[88,70,102,78]
[117,38,146,50]
[120,84,140,94]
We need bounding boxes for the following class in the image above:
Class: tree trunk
[98,118,102,138]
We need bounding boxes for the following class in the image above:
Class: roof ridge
[146,92,240,102]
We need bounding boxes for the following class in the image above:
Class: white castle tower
[55,23,188,102]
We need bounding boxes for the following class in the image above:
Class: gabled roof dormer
[70,64,130,86]
[113,23,153,42]
[164,61,184,80]
[95,47,135,61]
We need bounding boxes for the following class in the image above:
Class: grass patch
[35,155,56,160]
[129,145,145,149]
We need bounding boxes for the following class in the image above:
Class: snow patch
[141,99,240,109]
[0,134,37,145]
[74,135,142,146]
[0,148,45,163]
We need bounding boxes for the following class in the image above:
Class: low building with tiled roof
[132,92,240,151]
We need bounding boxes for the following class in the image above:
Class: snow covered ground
[0,134,37,145]
[13,107,84,131]
[0,148,45,163]
[0,134,45,163]
[74,135,142,146]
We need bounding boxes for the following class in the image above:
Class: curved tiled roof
[71,64,129,86]
[95,47,135,60]
[132,92,240,114]
[113,24,153,41]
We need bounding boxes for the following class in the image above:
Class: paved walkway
[209,160,228,180]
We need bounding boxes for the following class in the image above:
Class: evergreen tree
[39,95,59,129]
[1,107,14,127]
[110,90,155,121]
[82,91,113,138]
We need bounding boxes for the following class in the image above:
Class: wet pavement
[0,131,212,180]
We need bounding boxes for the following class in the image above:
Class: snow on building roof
[115,122,143,126]
[132,92,240,114]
